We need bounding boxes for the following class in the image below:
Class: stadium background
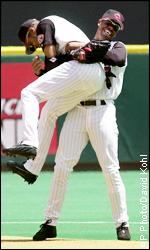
[1,1,149,246]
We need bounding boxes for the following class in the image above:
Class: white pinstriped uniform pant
[44,103,129,228]
[25,101,129,228]
[21,60,105,148]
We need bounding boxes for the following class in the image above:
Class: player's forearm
[43,44,62,72]
[43,44,57,58]
[65,41,87,52]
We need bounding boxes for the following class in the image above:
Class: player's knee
[21,88,27,98]
[21,87,39,102]
[54,163,73,173]
[55,155,78,172]
[103,167,120,177]
[21,87,32,99]
[103,168,123,185]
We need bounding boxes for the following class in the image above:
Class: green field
[1,170,149,241]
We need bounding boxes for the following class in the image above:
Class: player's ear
[97,19,101,27]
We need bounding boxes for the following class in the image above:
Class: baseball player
[3,14,110,158]
[4,10,131,241]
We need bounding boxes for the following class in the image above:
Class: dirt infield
[1,236,149,249]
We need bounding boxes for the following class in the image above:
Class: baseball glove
[69,40,111,63]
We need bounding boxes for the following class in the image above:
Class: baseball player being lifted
[3,14,110,158]
[4,10,131,241]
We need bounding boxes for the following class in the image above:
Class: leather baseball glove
[69,40,111,63]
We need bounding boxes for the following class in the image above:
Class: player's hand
[69,40,111,63]
[32,56,44,76]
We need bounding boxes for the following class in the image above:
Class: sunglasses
[101,19,121,32]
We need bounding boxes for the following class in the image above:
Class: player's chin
[102,31,114,41]
[101,34,111,41]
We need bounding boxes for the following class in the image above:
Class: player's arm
[68,40,111,63]
[68,41,126,66]
[32,43,71,77]
[31,45,57,77]
[64,41,88,52]
[34,19,61,75]
[32,56,45,76]
[102,42,127,67]
[44,44,63,72]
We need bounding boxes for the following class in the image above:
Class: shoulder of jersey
[41,15,65,21]
[112,41,127,49]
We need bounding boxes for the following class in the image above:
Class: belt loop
[96,100,101,105]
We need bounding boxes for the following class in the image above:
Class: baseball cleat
[7,160,37,184]
[116,222,131,240]
[3,143,37,159]
[33,220,57,241]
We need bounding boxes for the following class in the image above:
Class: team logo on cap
[114,13,121,20]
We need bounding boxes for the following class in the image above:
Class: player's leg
[7,93,90,183]
[7,99,58,183]
[24,100,58,175]
[21,61,105,147]
[23,94,85,175]
[88,102,131,240]
[3,61,105,158]
[33,106,89,240]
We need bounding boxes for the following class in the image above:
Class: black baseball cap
[18,18,38,42]
[101,9,125,30]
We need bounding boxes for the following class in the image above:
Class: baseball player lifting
[3,9,131,241]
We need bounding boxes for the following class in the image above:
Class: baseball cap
[18,19,39,54]
[18,19,37,42]
[101,9,124,30]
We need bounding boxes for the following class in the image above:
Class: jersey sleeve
[36,19,57,47]
[102,42,127,67]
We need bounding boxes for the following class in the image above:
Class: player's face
[98,19,120,40]
[25,29,39,47]
[25,28,40,54]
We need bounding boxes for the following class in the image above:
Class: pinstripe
[21,30,129,228]
[43,103,129,226]
[104,171,121,224]
[44,165,70,224]
[86,105,128,226]
[44,108,89,223]
[21,61,105,147]
[24,100,129,228]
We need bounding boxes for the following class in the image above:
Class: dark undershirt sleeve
[36,19,56,47]
[102,42,127,67]
[36,19,59,74]
[36,53,72,76]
